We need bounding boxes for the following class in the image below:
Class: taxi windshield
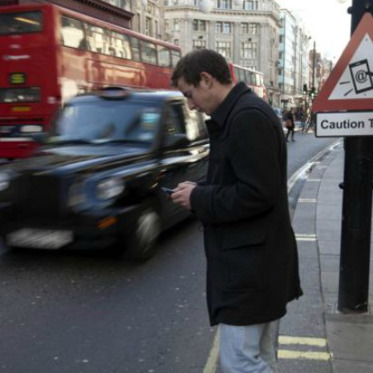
[0,11,43,35]
[54,100,161,145]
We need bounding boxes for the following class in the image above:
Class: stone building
[163,0,282,106]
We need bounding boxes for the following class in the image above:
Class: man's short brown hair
[171,49,232,87]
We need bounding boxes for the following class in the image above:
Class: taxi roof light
[98,86,132,100]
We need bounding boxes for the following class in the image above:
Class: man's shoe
[292,139,295,142]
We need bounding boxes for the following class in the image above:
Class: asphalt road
[0,132,338,373]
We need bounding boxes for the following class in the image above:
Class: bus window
[129,36,141,62]
[250,71,256,85]
[253,73,260,85]
[234,66,244,83]
[158,46,171,67]
[171,50,181,67]
[140,40,157,65]
[117,33,132,59]
[86,24,109,54]
[61,16,86,49]
[0,11,43,35]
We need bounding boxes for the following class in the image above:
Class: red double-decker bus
[228,63,267,101]
[0,4,182,159]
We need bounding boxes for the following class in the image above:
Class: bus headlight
[20,125,43,133]
[96,178,125,200]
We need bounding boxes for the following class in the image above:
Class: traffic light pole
[338,0,373,313]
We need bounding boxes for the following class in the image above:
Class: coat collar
[209,82,251,127]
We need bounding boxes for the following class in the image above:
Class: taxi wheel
[125,205,161,261]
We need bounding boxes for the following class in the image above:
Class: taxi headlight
[96,178,125,200]
[0,172,11,192]
[68,182,86,208]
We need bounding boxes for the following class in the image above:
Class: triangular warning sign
[313,12,373,112]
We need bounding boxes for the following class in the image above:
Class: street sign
[313,12,373,112]
[316,112,373,137]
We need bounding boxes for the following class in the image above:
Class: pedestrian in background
[285,108,295,142]
[169,49,303,373]
[299,108,306,133]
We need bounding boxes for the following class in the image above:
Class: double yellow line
[203,333,333,372]
[278,335,333,361]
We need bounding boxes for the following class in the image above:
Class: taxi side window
[163,102,186,136]
[182,104,208,141]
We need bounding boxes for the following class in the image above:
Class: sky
[277,0,351,62]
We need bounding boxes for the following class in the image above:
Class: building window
[241,23,249,34]
[249,23,258,34]
[215,21,231,34]
[145,17,152,36]
[174,19,180,32]
[193,39,206,49]
[216,41,231,58]
[243,0,257,10]
[241,22,258,34]
[241,41,257,59]
[217,0,232,9]
[193,19,207,31]
[165,19,170,32]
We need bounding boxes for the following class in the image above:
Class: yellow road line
[279,336,327,347]
[203,328,219,373]
[278,349,333,361]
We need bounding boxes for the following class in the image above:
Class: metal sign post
[338,0,373,313]
[313,0,373,313]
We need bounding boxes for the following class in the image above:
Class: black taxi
[0,87,209,260]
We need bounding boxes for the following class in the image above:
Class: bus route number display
[9,73,26,85]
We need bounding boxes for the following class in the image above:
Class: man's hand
[171,181,197,210]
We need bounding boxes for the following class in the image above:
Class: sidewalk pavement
[278,140,373,372]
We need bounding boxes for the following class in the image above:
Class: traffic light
[309,86,316,97]
[303,84,308,93]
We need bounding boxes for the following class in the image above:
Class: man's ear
[200,72,213,88]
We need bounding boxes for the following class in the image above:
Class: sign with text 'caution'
[313,12,373,137]
[316,112,373,137]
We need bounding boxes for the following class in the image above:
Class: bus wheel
[124,204,161,262]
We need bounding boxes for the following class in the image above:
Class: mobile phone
[349,59,373,94]
[161,187,175,195]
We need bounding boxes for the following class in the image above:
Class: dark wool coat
[190,82,303,326]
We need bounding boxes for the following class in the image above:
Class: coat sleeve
[190,109,283,224]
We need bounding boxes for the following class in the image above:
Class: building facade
[162,0,282,106]
[277,8,311,109]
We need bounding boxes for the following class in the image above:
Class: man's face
[176,76,219,115]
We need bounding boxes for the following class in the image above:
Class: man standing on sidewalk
[170,49,303,373]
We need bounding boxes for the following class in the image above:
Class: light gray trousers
[219,321,279,373]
